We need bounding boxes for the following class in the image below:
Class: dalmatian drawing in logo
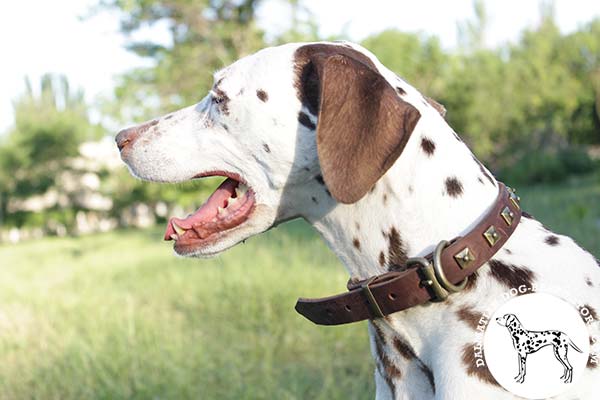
[496,313,583,384]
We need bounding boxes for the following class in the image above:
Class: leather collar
[295,183,521,325]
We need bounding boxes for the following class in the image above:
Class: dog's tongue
[164,178,238,240]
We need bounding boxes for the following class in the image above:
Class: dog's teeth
[236,184,248,197]
[172,222,186,236]
[217,206,226,215]
[227,197,237,207]
[170,234,179,241]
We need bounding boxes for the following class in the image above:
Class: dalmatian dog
[496,313,583,384]
[116,41,600,399]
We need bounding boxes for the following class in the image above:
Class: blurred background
[0,0,599,399]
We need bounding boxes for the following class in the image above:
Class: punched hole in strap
[361,276,385,319]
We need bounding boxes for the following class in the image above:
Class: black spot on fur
[256,89,268,102]
[298,111,316,130]
[315,175,325,185]
[522,211,534,219]
[445,177,463,197]
[262,143,271,153]
[165,114,173,120]
[488,260,536,289]
[396,86,406,95]
[221,123,229,132]
[545,235,559,246]
[477,177,484,184]
[420,137,436,156]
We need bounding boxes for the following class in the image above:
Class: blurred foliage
[2,0,600,233]
[0,75,103,226]
[98,0,267,122]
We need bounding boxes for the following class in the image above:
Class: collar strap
[295,183,522,325]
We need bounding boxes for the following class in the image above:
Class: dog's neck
[306,112,500,281]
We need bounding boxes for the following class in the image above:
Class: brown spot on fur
[212,86,230,115]
[585,304,598,321]
[298,111,316,130]
[393,337,416,360]
[420,137,436,156]
[373,325,400,397]
[461,344,500,386]
[425,96,446,117]
[463,346,497,383]
[262,143,271,153]
[457,306,482,330]
[588,356,598,369]
[256,89,268,102]
[387,227,407,270]
[353,238,361,250]
[445,177,463,197]
[379,251,385,267]
[383,193,388,205]
[471,154,494,185]
[463,270,479,290]
[488,260,536,289]
[545,235,559,246]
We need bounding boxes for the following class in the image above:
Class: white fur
[119,41,600,399]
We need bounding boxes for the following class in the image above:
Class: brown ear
[315,54,421,204]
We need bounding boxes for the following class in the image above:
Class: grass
[0,173,599,400]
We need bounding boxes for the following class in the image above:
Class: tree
[0,75,102,227]
[96,0,267,122]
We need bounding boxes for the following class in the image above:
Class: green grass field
[1,174,599,400]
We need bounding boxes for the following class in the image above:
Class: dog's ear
[311,54,421,204]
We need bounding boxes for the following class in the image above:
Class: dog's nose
[115,119,159,152]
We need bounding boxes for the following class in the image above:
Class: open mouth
[163,172,256,254]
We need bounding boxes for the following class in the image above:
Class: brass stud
[509,192,521,210]
[501,206,514,226]
[483,225,501,247]
[454,247,476,269]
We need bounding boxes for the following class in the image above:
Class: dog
[496,313,583,384]
[116,41,600,399]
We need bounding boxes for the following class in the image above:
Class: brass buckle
[408,240,468,301]
[360,276,385,319]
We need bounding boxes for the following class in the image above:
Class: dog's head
[496,313,520,328]
[116,41,424,257]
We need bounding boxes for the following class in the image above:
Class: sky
[1,0,599,134]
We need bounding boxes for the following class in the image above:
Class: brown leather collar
[295,183,522,325]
